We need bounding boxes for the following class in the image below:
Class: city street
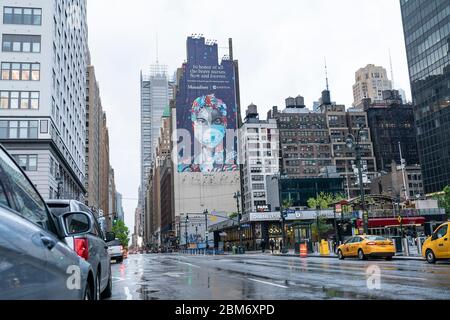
[109,253,450,300]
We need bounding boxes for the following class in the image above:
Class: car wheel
[84,280,94,300]
[101,269,113,299]
[338,250,345,260]
[95,273,101,300]
[358,249,367,261]
[426,250,436,264]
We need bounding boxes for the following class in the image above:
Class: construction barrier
[320,239,330,255]
[300,244,308,258]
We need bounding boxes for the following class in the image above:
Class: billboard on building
[175,37,238,173]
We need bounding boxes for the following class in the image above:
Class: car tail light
[366,242,376,246]
[74,238,89,260]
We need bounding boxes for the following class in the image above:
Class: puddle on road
[137,285,161,300]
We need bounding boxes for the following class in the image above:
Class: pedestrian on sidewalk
[261,239,266,253]
[280,240,284,253]
[270,239,275,254]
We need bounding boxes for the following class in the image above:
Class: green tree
[112,220,130,249]
[282,199,294,211]
[434,186,450,218]
[307,193,345,241]
[307,192,345,210]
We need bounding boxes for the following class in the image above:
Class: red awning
[357,217,426,228]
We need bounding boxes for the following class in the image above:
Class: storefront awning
[357,217,426,228]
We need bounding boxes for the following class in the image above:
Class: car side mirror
[431,233,438,241]
[105,232,115,243]
[60,212,92,236]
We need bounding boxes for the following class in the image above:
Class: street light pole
[234,192,242,250]
[347,126,369,235]
[275,175,288,254]
[204,209,209,249]
[185,214,189,249]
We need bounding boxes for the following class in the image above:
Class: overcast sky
[86,0,411,233]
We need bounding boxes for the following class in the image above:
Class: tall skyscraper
[400,0,450,194]
[1,1,88,200]
[139,64,173,244]
[364,90,419,173]
[173,36,241,245]
[352,64,393,108]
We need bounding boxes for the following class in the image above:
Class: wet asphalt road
[109,253,450,300]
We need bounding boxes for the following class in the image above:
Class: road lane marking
[177,261,201,269]
[124,287,132,300]
[112,277,126,283]
[247,278,289,289]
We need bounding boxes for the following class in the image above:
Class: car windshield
[108,240,121,247]
[365,236,387,241]
[47,203,71,216]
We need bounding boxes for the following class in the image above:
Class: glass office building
[400,0,450,194]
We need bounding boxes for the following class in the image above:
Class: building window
[0,120,38,139]
[1,62,40,81]
[12,155,38,171]
[3,7,42,25]
[0,91,39,109]
[2,34,41,53]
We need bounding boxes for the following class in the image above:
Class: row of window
[0,120,38,139]
[12,154,38,171]
[2,34,41,53]
[0,91,40,109]
[1,62,40,81]
[3,7,42,26]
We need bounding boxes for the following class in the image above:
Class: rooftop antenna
[325,57,330,91]
[155,30,159,65]
[389,49,395,89]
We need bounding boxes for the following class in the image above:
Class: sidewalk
[273,249,424,261]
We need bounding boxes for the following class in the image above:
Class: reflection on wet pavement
[109,253,450,300]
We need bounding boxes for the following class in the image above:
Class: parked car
[422,222,450,264]
[46,200,114,299]
[337,235,396,260]
[0,144,95,300]
[107,239,124,263]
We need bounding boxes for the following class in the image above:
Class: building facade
[173,36,241,247]
[319,103,377,199]
[370,163,424,201]
[400,0,450,194]
[364,90,420,172]
[85,63,101,210]
[352,64,393,108]
[240,104,279,214]
[267,96,333,179]
[1,0,88,200]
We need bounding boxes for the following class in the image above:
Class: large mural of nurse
[178,94,238,173]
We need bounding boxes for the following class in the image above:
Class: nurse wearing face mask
[189,94,235,172]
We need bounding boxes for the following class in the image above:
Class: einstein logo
[66,5,82,30]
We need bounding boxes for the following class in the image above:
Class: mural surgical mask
[191,95,227,149]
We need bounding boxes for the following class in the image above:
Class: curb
[275,253,425,261]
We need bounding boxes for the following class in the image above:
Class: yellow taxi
[337,235,396,261]
[422,222,450,264]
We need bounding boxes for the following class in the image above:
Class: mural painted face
[191,95,227,149]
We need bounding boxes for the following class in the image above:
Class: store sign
[250,212,281,222]
[285,210,336,221]
[256,205,271,213]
